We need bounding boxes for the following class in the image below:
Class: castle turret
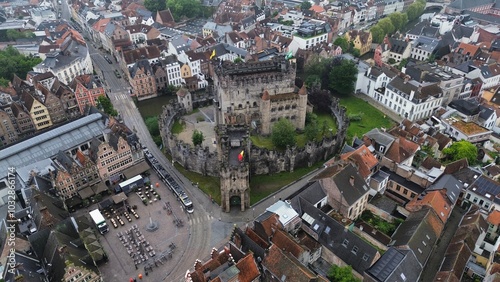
[260,90,271,134]
[176,87,193,113]
[297,84,307,131]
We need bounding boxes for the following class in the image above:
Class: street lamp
[252,208,255,219]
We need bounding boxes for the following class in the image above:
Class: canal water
[136,95,176,118]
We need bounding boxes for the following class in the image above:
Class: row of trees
[303,56,358,96]
[144,0,214,20]
[370,0,426,43]
[333,37,360,57]
[0,46,42,87]
[0,30,35,41]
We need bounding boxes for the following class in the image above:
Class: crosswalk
[114,93,129,100]
[188,214,213,225]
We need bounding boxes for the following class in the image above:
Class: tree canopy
[333,37,349,53]
[304,56,358,96]
[368,0,425,42]
[378,18,395,35]
[388,12,408,32]
[166,0,203,21]
[329,59,358,96]
[327,265,360,282]
[192,130,205,146]
[0,46,41,83]
[144,0,166,13]
[271,118,296,149]
[300,0,312,11]
[370,25,385,44]
[442,140,478,165]
[97,95,118,116]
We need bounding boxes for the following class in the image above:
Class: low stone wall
[159,97,348,177]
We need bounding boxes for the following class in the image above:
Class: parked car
[114,70,121,78]
[104,55,112,64]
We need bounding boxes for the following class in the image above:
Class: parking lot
[97,170,191,281]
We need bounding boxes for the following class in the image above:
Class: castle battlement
[214,56,294,77]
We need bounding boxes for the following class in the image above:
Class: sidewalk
[353,93,404,124]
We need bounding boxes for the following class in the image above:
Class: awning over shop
[122,161,150,179]
[78,187,95,200]
[65,197,82,209]
[92,182,109,194]
[98,198,113,210]
[112,192,128,204]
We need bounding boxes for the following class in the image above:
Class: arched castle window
[285,105,290,110]
[271,118,276,122]
[292,104,297,109]
[253,102,257,107]
[271,108,276,112]
[278,106,283,111]
[291,115,296,120]
[238,104,243,109]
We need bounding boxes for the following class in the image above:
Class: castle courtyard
[176,106,217,152]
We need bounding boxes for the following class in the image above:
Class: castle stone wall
[159,97,348,177]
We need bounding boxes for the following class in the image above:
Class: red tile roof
[310,5,325,13]
[487,210,500,226]
[262,245,317,282]
[271,229,305,259]
[406,190,451,224]
[455,42,480,57]
[384,137,419,163]
[235,254,260,282]
[340,144,378,179]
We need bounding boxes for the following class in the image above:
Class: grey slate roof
[479,105,495,121]
[364,128,395,148]
[427,174,463,205]
[468,175,500,205]
[412,36,440,53]
[55,150,75,171]
[129,59,154,79]
[0,113,106,179]
[326,164,369,205]
[290,181,326,208]
[390,207,442,266]
[389,38,408,55]
[448,99,480,116]
[28,217,98,282]
[295,197,379,274]
[365,247,422,282]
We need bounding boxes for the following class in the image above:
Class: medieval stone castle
[161,56,347,213]
[212,57,308,134]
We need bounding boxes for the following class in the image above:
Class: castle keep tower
[212,56,307,135]
[212,56,307,212]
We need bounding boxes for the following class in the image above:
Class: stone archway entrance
[230,196,241,206]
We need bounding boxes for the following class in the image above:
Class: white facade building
[381,76,444,121]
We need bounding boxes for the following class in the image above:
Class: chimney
[349,175,355,186]
[410,90,415,101]
[57,245,67,254]
[404,76,409,84]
